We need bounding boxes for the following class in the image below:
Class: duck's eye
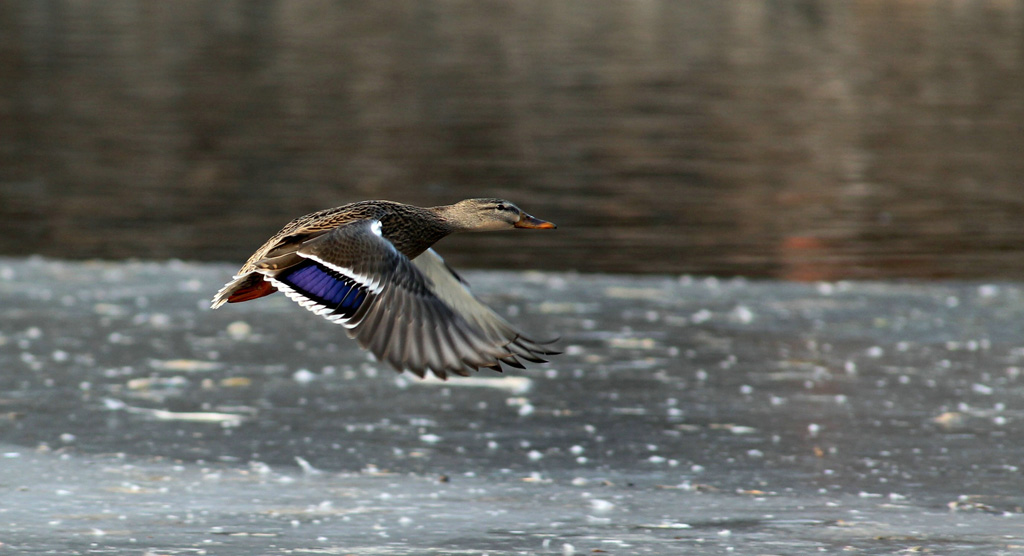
[495,204,510,212]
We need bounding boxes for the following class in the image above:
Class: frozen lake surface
[1,258,1023,555]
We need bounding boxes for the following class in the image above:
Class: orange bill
[514,212,556,229]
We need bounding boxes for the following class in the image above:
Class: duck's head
[439,198,557,232]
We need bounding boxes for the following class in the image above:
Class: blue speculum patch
[282,261,367,317]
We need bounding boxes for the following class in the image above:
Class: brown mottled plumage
[212,199,559,379]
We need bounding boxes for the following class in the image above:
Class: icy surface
[2,258,1024,554]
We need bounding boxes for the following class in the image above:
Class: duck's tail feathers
[211,273,277,308]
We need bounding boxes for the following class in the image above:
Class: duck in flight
[212,198,559,379]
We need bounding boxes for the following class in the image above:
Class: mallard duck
[212,198,559,379]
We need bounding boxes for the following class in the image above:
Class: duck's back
[238,200,456,274]
[374,202,455,258]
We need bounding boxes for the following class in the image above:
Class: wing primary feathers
[431,313,464,373]
[374,302,402,369]
[420,303,449,374]
[400,295,428,377]
[381,315,407,373]
[500,355,526,369]
[448,325,495,369]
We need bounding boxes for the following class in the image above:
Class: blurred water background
[2,1,1023,279]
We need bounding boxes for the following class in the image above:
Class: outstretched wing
[411,249,559,368]
[255,220,556,379]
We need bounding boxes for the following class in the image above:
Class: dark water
[3,2,1024,279]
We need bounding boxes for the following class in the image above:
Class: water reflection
[2,1,1023,279]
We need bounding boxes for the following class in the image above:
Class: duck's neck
[428,203,475,233]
